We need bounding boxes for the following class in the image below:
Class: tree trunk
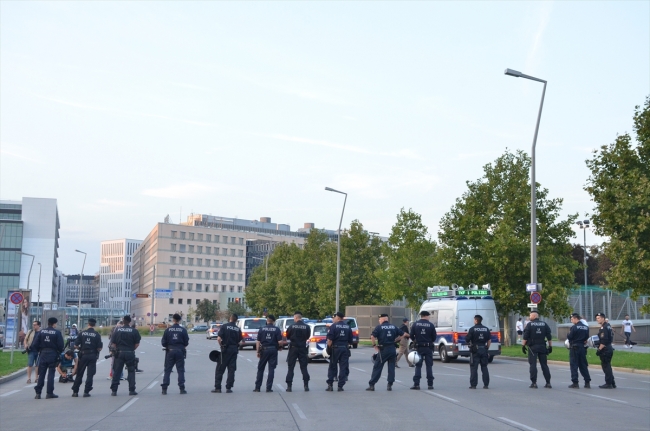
[503,314,512,347]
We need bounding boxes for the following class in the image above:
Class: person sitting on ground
[57,350,78,383]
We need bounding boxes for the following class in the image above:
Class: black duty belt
[417,343,432,347]
[118,350,134,353]
[81,350,96,353]
[261,346,277,350]
[334,345,348,348]
[40,348,57,352]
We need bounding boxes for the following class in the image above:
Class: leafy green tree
[381,209,437,308]
[227,301,247,317]
[434,150,576,345]
[585,97,650,312]
[195,299,219,323]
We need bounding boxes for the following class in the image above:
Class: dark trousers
[162,349,185,389]
[599,345,615,385]
[528,345,551,384]
[215,345,238,389]
[110,351,136,392]
[569,346,591,383]
[624,332,631,346]
[327,346,350,387]
[470,347,489,387]
[413,347,434,386]
[72,353,98,394]
[286,346,310,384]
[255,348,278,390]
[35,352,57,395]
[369,347,396,385]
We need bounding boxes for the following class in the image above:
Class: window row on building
[168,256,243,268]
[168,282,242,293]
[168,269,243,281]
[170,231,245,245]
[169,244,244,256]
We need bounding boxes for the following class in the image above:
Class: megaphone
[468,283,477,289]
[482,284,491,289]
[451,284,459,290]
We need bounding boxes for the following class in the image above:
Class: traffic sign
[147,312,151,317]
[10,292,23,305]
[530,292,542,304]
[154,313,158,317]
[136,294,149,298]
[154,289,173,299]
[150,324,155,332]
[527,303,538,308]
[526,283,537,292]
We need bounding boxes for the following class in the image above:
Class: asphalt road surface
[1,334,648,431]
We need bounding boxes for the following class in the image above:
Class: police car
[321,317,359,348]
[419,284,501,363]
[236,317,266,349]
[306,323,330,360]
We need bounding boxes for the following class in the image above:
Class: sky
[1,1,649,275]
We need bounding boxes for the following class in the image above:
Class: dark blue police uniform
[285,320,311,388]
[523,318,552,386]
[72,326,103,395]
[161,323,189,392]
[326,320,353,389]
[597,321,615,387]
[214,321,243,391]
[410,318,436,389]
[567,320,591,386]
[110,324,142,394]
[32,324,64,398]
[467,322,490,388]
[255,323,282,391]
[368,321,403,389]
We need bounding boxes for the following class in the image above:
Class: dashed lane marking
[276,384,286,392]
[498,417,539,431]
[351,367,367,372]
[493,374,526,382]
[442,366,463,371]
[146,381,159,389]
[581,393,628,404]
[1,390,21,397]
[117,397,139,412]
[292,403,307,419]
[426,391,458,402]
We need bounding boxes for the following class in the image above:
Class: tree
[381,209,437,308]
[227,301,247,317]
[585,97,650,312]
[186,306,195,323]
[195,299,219,323]
[570,244,612,286]
[434,150,576,345]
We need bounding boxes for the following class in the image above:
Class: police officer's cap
[267,314,276,322]
[571,313,581,319]
[123,315,132,323]
[172,313,182,321]
[379,313,389,318]
[402,318,409,322]
[419,310,430,317]
[209,350,222,362]
[48,317,58,325]
[474,314,483,321]
[231,313,238,320]
[88,318,97,325]
[595,312,606,318]
[335,311,345,319]
[294,311,302,316]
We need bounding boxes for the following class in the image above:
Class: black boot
[286,384,292,392]
[366,385,375,391]
[326,385,333,392]
[568,383,579,389]
[387,383,392,391]
[410,385,420,390]
[304,383,309,392]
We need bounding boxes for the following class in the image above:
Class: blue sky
[1,1,648,274]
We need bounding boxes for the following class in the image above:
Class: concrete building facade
[61,274,100,308]
[100,239,142,315]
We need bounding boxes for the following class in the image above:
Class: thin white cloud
[333,170,440,200]
[141,182,217,199]
[525,2,553,74]
[0,145,45,164]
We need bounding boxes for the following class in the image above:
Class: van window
[311,325,328,336]
[458,310,476,329]
[242,319,265,330]
[344,318,357,329]
[477,309,498,329]
[437,310,453,327]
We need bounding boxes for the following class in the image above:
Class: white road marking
[641,381,650,384]
[292,403,307,419]
[426,391,458,402]
[395,380,402,383]
[493,374,526,382]
[238,354,245,358]
[1,390,21,397]
[247,359,252,362]
[442,366,463,371]
[117,397,139,412]
[276,384,286,392]
[351,367,367,372]
[146,381,159,389]
[498,417,539,431]
[581,393,628,404]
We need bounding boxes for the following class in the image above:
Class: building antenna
[180,207,182,224]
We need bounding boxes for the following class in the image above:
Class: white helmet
[564,339,571,349]
[322,346,330,359]
[408,351,422,365]
[587,335,599,349]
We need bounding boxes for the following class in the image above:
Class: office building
[61,274,100,308]
[100,239,142,315]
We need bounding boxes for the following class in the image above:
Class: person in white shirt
[516,318,524,344]
[621,315,635,348]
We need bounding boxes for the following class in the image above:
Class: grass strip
[0,351,29,377]
[500,345,650,370]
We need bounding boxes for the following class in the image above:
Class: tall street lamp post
[15,251,35,292]
[576,219,591,316]
[325,187,348,313]
[504,68,547,287]
[257,234,273,283]
[75,250,87,327]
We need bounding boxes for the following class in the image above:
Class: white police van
[419,284,501,363]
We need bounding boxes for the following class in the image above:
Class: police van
[419,284,501,363]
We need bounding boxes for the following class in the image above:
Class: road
[1,334,648,431]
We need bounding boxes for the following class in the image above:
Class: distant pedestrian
[366,314,403,391]
[161,313,189,395]
[595,312,616,389]
[621,315,635,348]
[515,318,524,344]
[254,315,283,392]
[285,311,311,392]
[566,313,591,389]
[25,320,41,384]
[395,318,411,368]
[467,315,491,389]
[522,310,552,389]
[212,314,243,393]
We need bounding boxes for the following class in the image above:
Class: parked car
[206,323,222,339]
[191,324,208,332]
[236,317,266,349]
[307,323,330,360]
[322,317,359,348]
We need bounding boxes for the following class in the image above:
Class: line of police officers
[29,309,618,399]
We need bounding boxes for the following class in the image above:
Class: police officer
[366,314,404,391]
[567,313,591,389]
[254,314,283,392]
[285,311,311,392]
[410,310,436,390]
[522,310,552,388]
[595,312,616,389]
[32,317,64,399]
[326,311,353,392]
[109,315,141,396]
[161,313,189,395]
[71,318,103,397]
[212,314,243,393]
[467,314,491,389]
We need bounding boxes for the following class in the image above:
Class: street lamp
[37,263,42,306]
[504,68,547,287]
[257,234,273,283]
[15,251,35,292]
[325,186,348,313]
[75,249,87,327]
[576,219,591,316]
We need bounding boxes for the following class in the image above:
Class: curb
[0,368,26,385]
[500,355,650,375]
